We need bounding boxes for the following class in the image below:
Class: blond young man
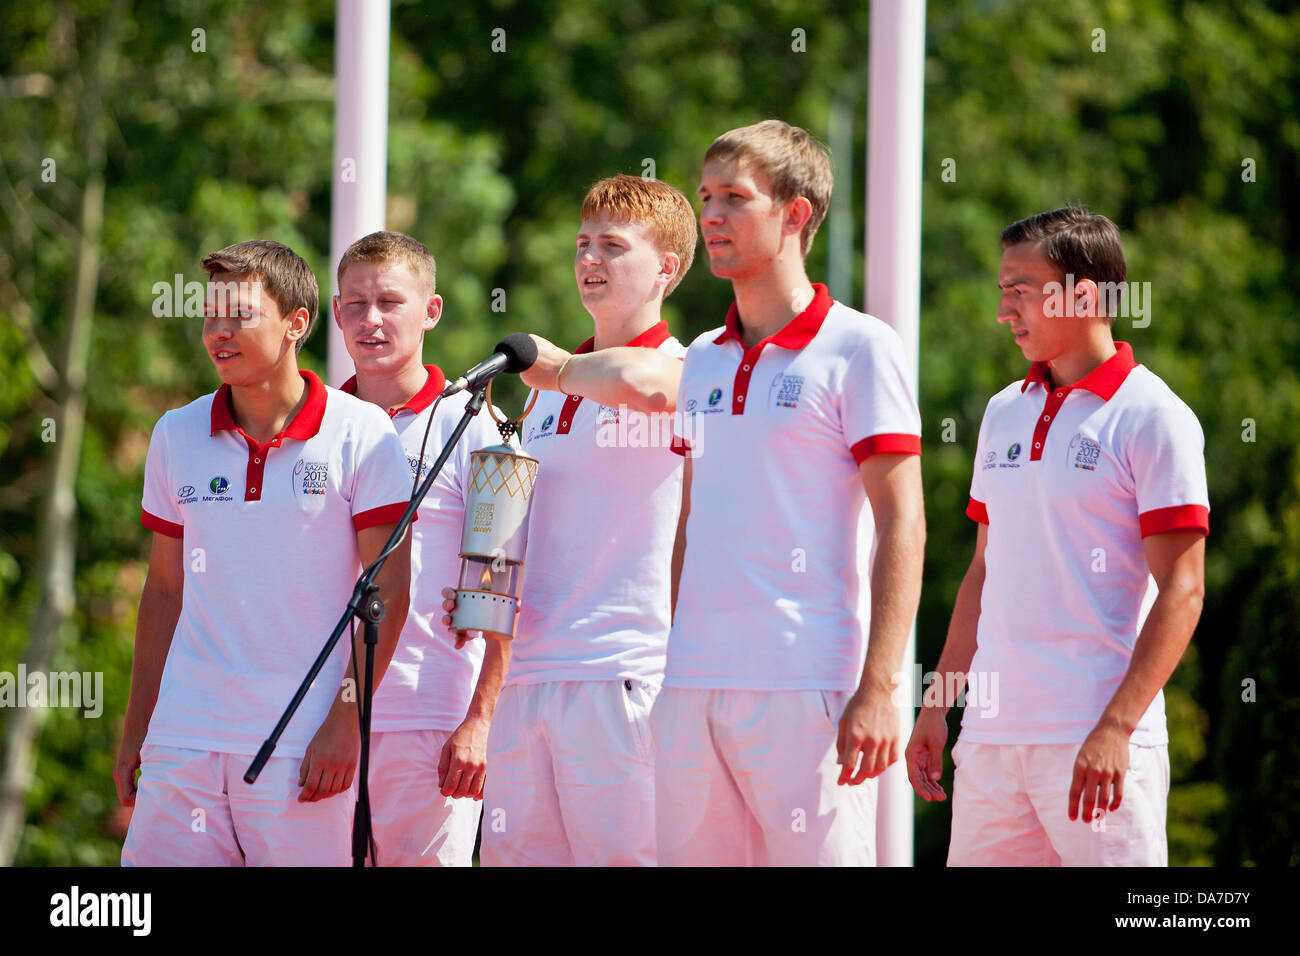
[657,120,926,866]
[117,240,412,866]
[332,231,507,866]
[905,208,1208,866]
[444,174,697,866]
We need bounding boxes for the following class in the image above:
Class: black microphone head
[495,333,538,374]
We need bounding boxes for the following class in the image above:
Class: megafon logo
[541,415,554,432]
[707,388,723,407]
[209,476,230,495]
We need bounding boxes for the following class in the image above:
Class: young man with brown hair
[116,240,413,865]
[332,230,505,866]
[657,120,926,866]
[906,206,1208,866]
[445,173,697,866]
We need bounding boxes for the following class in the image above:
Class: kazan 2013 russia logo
[1068,433,1102,471]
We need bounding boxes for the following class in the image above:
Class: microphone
[441,333,538,397]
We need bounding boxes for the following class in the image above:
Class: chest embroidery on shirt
[292,459,329,496]
[982,446,1023,471]
[1067,434,1102,471]
[407,454,432,481]
[769,373,804,409]
[690,387,726,415]
[202,476,233,502]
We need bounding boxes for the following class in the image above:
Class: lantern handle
[485,379,540,443]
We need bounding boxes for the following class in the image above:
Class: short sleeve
[1129,403,1210,537]
[844,327,922,463]
[351,407,420,532]
[966,400,993,525]
[141,416,184,538]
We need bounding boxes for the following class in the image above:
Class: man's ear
[1073,277,1100,319]
[658,252,681,292]
[782,196,814,239]
[286,306,311,345]
[425,293,443,332]
[331,295,343,330]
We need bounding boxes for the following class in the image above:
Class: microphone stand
[245,385,489,867]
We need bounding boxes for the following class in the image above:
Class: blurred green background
[1,0,1296,865]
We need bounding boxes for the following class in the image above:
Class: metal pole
[328,0,391,386]
[866,0,926,867]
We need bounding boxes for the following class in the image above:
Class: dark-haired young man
[117,240,413,866]
[905,207,1208,866]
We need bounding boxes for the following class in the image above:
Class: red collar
[1022,341,1138,401]
[574,320,672,354]
[713,283,833,349]
[211,369,327,441]
[339,364,447,417]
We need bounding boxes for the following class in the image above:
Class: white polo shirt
[140,370,415,758]
[962,342,1209,746]
[666,284,922,691]
[340,365,502,732]
[509,320,686,686]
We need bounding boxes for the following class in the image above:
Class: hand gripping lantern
[451,391,540,640]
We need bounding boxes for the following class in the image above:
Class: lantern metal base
[451,589,519,641]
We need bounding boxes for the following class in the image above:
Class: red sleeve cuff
[353,501,414,531]
[141,509,183,539]
[851,433,922,464]
[670,435,691,457]
[1139,504,1209,538]
[965,497,989,525]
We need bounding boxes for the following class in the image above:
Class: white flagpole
[866,0,926,867]
[328,0,391,386]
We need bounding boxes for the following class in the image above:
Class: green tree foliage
[1,0,1295,865]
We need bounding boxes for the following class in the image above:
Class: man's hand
[1067,720,1130,825]
[438,716,490,800]
[836,688,900,785]
[298,710,360,802]
[518,335,572,393]
[904,707,950,802]
[113,733,145,807]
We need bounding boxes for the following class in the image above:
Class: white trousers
[948,739,1170,866]
[122,744,352,866]
[480,680,658,867]
[368,729,483,867]
[652,688,876,866]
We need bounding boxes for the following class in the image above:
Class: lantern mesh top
[470,450,539,500]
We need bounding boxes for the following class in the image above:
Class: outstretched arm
[520,335,682,414]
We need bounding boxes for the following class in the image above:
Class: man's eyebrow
[998,276,1034,288]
